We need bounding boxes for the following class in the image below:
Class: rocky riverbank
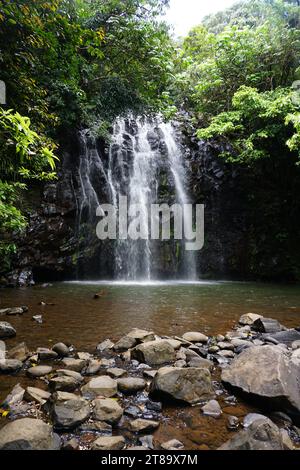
[0,310,300,450]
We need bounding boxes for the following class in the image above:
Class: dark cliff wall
[3,122,300,286]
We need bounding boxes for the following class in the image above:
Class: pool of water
[1,280,300,449]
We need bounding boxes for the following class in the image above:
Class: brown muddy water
[1,280,300,449]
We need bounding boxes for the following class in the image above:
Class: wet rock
[143,369,157,379]
[84,360,102,375]
[0,307,26,316]
[150,367,215,405]
[52,342,70,357]
[263,329,300,347]
[56,369,84,383]
[81,376,117,399]
[139,435,154,449]
[113,335,137,352]
[222,345,300,414]
[161,439,184,450]
[227,415,240,430]
[2,384,25,408]
[107,367,127,378]
[243,413,268,428]
[32,315,43,324]
[0,359,22,373]
[51,398,90,430]
[218,342,235,351]
[79,421,112,433]
[0,321,16,338]
[117,377,146,394]
[61,358,86,372]
[182,332,208,343]
[201,400,222,418]
[53,391,79,402]
[217,350,235,358]
[62,438,79,451]
[270,411,293,425]
[0,418,60,450]
[146,400,162,412]
[219,418,286,450]
[125,405,142,418]
[24,387,51,405]
[239,313,262,326]
[49,376,80,393]
[93,398,123,424]
[128,418,159,433]
[7,342,30,362]
[27,365,53,378]
[92,436,125,450]
[127,328,155,343]
[188,357,213,369]
[37,347,58,361]
[131,340,175,366]
[253,317,283,334]
[96,339,114,352]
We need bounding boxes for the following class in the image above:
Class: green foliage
[197,86,300,163]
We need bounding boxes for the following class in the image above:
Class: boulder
[61,358,86,372]
[239,313,262,326]
[96,339,114,352]
[37,348,58,361]
[25,387,51,405]
[0,359,22,373]
[84,360,102,375]
[263,329,300,347]
[222,345,300,415]
[93,398,123,424]
[92,436,125,450]
[0,418,60,450]
[0,321,16,338]
[127,328,155,343]
[107,367,127,378]
[128,418,159,433]
[131,340,175,366]
[219,418,286,450]
[81,376,117,399]
[150,367,215,405]
[53,391,79,402]
[217,342,235,351]
[187,357,213,369]
[201,400,222,418]
[51,398,90,430]
[7,342,30,362]
[49,376,80,393]
[55,369,84,382]
[113,335,137,352]
[27,365,53,378]
[117,377,146,394]
[253,318,283,334]
[182,332,208,343]
[52,343,69,357]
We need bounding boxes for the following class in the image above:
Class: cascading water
[77,116,198,281]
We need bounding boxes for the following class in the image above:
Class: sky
[164,0,237,36]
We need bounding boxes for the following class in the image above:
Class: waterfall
[77,116,198,281]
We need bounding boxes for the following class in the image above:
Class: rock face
[219,418,286,450]
[131,340,175,366]
[150,367,215,405]
[93,398,123,424]
[92,436,125,450]
[0,322,16,338]
[222,345,300,415]
[81,376,117,398]
[51,398,90,430]
[0,418,60,450]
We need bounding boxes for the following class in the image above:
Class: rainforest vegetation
[0,0,300,276]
